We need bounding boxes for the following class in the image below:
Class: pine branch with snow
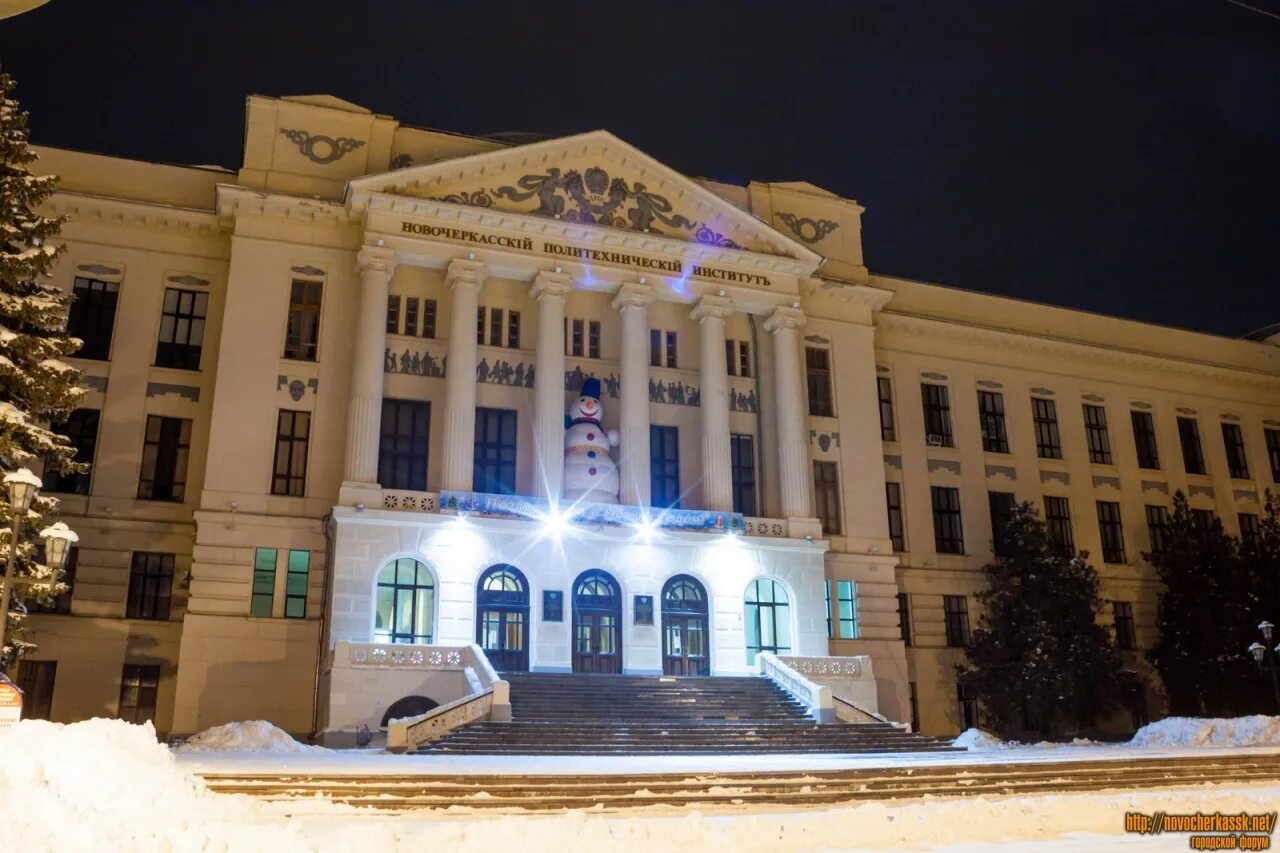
[0,69,81,668]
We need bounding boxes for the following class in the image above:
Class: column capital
[357,245,398,276]
[764,305,807,333]
[611,281,656,312]
[689,294,734,324]
[446,257,486,290]
[530,270,573,301]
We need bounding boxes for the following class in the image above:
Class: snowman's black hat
[581,377,602,400]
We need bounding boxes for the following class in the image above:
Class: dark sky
[3,1,1277,337]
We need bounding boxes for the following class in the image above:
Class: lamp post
[1248,620,1280,714]
[0,469,76,674]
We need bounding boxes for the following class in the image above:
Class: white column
[530,270,572,502]
[764,305,813,520]
[611,281,656,506]
[691,295,735,512]
[344,246,397,485]
[439,258,486,492]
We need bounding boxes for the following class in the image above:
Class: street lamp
[0,469,77,672]
[1248,620,1280,713]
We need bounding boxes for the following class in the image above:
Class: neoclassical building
[16,94,1280,739]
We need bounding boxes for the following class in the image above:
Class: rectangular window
[285,550,309,619]
[67,276,119,361]
[44,408,100,495]
[738,341,751,378]
[570,319,584,356]
[813,461,842,535]
[649,329,661,367]
[649,424,680,508]
[477,306,485,344]
[488,307,503,347]
[385,294,400,334]
[126,552,174,620]
[836,579,857,639]
[1221,423,1250,479]
[978,391,1008,453]
[931,486,965,554]
[957,682,979,730]
[403,297,419,337]
[1145,504,1170,557]
[1032,398,1062,459]
[1239,512,1261,548]
[726,340,751,377]
[726,339,736,376]
[1192,508,1216,539]
[885,482,906,551]
[897,592,911,646]
[154,288,208,370]
[1131,411,1160,469]
[1044,496,1075,553]
[1267,428,1280,482]
[806,347,834,417]
[909,682,920,733]
[944,595,970,647]
[250,547,276,617]
[474,407,518,495]
[1097,501,1127,563]
[378,399,430,491]
[921,384,954,447]
[988,491,1016,556]
[118,664,160,725]
[665,331,677,368]
[507,310,521,349]
[1112,601,1137,651]
[422,299,437,339]
[1083,404,1112,464]
[16,660,56,720]
[283,279,322,361]
[878,377,896,442]
[271,410,310,497]
[137,416,192,502]
[1177,417,1206,475]
[730,433,757,516]
[588,321,601,359]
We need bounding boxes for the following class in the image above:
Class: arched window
[744,577,791,664]
[662,575,707,614]
[572,569,622,674]
[476,564,530,672]
[662,574,709,676]
[374,557,435,644]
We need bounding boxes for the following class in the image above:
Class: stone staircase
[417,672,959,754]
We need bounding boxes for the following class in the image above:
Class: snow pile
[954,728,1006,750]
[1130,715,1280,748]
[175,720,332,754]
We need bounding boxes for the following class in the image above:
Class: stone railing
[389,688,498,753]
[833,695,904,729]
[380,489,439,513]
[757,652,835,724]
[744,517,788,537]
[381,642,510,753]
[775,655,865,678]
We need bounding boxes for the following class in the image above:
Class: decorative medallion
[776,212,839,244]
[279,129,366,165]
[433,166,742,248]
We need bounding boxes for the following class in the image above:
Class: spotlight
[635,515,660,542]
[543,508,569,538]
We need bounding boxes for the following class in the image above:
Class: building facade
[16,94,1280,739]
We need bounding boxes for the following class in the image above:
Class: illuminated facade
[18,94,1280,740]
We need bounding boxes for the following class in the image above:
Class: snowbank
[1130,715,1280,748]
[952,729,1102,751]
[175,720,332,754]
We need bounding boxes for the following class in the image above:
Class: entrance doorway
[572,569,622,674]
[661,574,709,676]
[476,564,530,672]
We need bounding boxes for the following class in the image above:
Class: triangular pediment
[347,131,819,262]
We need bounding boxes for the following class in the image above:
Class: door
[572,569,622,674]
[476,565,530,672]
[661,575,710,676]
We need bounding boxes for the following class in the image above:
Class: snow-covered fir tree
[0,69,83,669]
[957,502,1125,739]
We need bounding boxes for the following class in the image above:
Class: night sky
[2,1,1277,337]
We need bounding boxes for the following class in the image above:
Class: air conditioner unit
[926,434,945,447]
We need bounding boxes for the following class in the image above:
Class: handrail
[832,693,907,730]
[757,652,835,724]
[387,686,495,753]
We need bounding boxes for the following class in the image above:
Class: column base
[338,481,382,509]
[786,517,824,540]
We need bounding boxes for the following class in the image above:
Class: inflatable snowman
[562,377,620,504]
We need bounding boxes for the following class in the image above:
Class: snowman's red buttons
[587,432,595,441]
[588,468,597,476]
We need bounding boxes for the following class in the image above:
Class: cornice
[47,191,220,236]
[215,184,353,229]
[365,193,816,278]
[876,311,1280,390]
[804,277,893,310]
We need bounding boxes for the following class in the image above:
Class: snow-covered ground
[4,718,1279,851]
